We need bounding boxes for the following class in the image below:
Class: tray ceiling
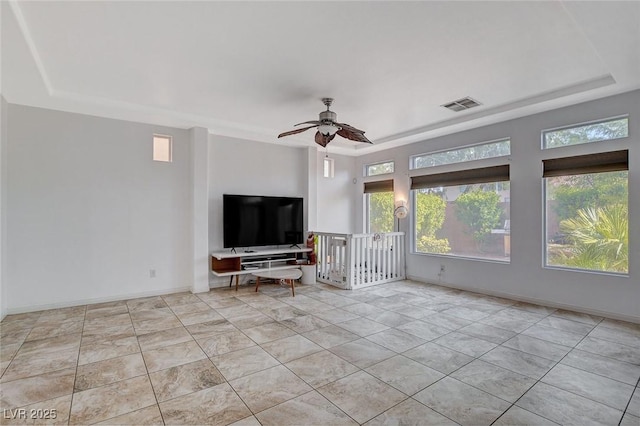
[2,1,639,155]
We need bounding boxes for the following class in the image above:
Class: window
[365,161,394,176]
[323,157,335,178]
[412,165,510,261]
[544,150,628,274]
[411,139,510,170]
[365,179,394,233]
[153,134,172,162]
[543,116,628,149]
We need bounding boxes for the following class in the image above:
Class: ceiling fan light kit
[318,123,339,136]
[278,98,373,147]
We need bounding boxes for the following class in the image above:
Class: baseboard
[405,275,640,324]
[5,285,193,316]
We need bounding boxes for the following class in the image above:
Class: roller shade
[543,150,628,178]
[364,179,394,193]
[411,165,509,190]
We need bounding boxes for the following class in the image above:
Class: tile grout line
[458,306,564,426]
[618,375,640,425]
[67,304,87,425]
[218,291,359,423]
[404,303,585,425]
[186,296,258,420]
[131,299,168,426]
[209,290,390,424]
[489,315,632,425]
[84,301,166,425]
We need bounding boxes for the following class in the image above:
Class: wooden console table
[210,247,312,291]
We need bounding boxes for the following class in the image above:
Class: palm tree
[559,204,628,273]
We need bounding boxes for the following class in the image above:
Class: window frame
[323,157,335,178]
[153,134,173,163]
[541,115,629,150]
[410,138,510,171]
[364,160,395,177]
[364,179,395,234]
[541,150,629,276]
[410,165,511,263]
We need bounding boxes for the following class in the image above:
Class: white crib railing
[316,232,405,290]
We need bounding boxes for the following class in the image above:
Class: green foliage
[553,185,598,221]
[416,235,451,254]
[414,191,450,253]
[415,192,446,236]
[550,172,628,221]
[455,189,502,244]
[368,192,394,233]
[556,204,628,273]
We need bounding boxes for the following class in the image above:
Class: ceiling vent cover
[442,97,482,112]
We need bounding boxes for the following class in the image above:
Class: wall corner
[190,127,210,294]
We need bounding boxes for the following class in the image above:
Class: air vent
[442,97,482,112]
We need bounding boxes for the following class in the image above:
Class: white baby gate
[315,232,405,290]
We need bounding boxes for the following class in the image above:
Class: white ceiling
[2,1,639,156]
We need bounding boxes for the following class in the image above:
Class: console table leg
[229,276,233,287]
[235,275,239,292]
[255,277,260,292]
[290,279,295,297]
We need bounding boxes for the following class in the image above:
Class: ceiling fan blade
[337,122,366,134]
[294,120,322,127]
[314,131,336,147]
[337,128,372,144]
[278,125,318,138]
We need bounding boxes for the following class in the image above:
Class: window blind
[411,165,509,190]
[364,179,394,193]
[542,150,628,177]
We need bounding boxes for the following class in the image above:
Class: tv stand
[210,247,312,291]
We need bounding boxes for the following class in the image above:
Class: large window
[411,139,510,169]
[365,179,394,233]
[544,150,628,274]
[412,165,510,261]
[543,116,628,149]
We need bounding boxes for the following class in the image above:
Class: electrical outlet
[149,269,156,278]
[440,264,445,273]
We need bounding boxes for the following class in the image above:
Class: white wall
[0,96,7,320]
[6,105,193,312]
[207,137,357,285]
[356,90,640,321]
[208,135,307,255]
[1,3,7,320]
[315,152,357,234]
[190,127,210,293]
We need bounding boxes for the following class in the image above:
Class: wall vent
[442,97,482,112]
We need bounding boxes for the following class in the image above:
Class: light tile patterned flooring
[0,280,639,425]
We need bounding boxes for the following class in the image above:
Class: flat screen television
[223,194,304,248]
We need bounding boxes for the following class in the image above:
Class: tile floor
[0,279,639,425]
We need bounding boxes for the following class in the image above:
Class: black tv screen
[223,194,304,248]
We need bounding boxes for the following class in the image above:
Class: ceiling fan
[278,98,372,147]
